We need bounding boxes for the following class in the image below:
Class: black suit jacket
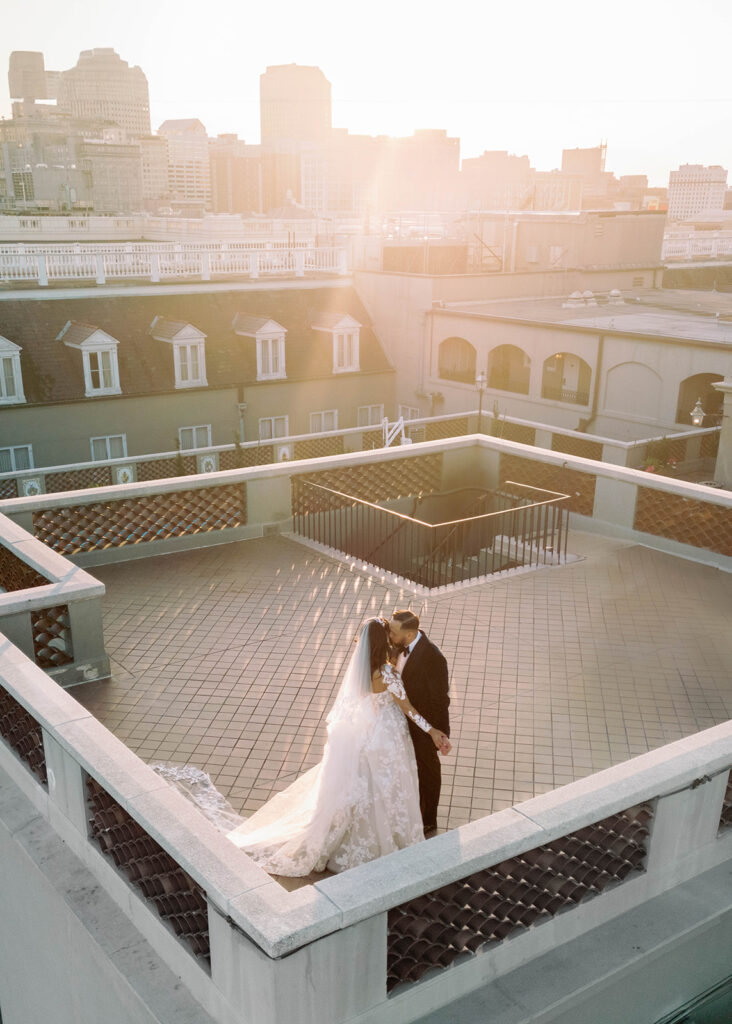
[401,632,450,736]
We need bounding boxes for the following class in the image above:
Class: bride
[227,617,450,875]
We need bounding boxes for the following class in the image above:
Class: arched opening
[675,373,724,426]
[541,352,592,405]
[437,337,476,384]
[486,344,530,394]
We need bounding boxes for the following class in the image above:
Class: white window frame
[178,424,212,450]
[398,405,420,421]
[256,334,286,381]
[173,340,207,389]
[0,444,33,473]
[310,409,338,433]
[357,404,384,427]
[90,434,127,461]
[333,331,360,373]
[259,415,289,440]
[0,344,25,405]
[83,345,121,397]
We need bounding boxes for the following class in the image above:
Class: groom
[388,610,451,836]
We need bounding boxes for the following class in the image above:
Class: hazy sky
[3,0,731,187]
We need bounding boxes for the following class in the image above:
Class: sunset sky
[3,0,732,187]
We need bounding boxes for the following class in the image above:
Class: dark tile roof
[57,320,109,346]
[0,286,392,406]
[311,311,361,331]
[232,313,283,335]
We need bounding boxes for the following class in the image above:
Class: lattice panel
[46,466,113,493]
[86,776,210,965]
[294,436,345,460]
[719,771,732,834]
[500,422,537,446]
[292,453,443,514]
[426,417,470,441]
[0,684,48,786]
[387,803,652,993]
[701,432,720,459]
[551,434,603,461]
[666,438,687,463]
[136,456,197,482]
[0,546,47,592]
[634,488,732,557]
[32,484,247,555]
[219,445,275,470]
[361,430,383,450]
[0,479,18,499]
[31,605,74,669]
[499,454,595,516]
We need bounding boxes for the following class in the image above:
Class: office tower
[668,164,728,220]
[58,48,151,137]
[157,119,211,208]
[260,64,332,144]
[8,51,49,100]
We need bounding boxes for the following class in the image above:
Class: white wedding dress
[227,624,427,875]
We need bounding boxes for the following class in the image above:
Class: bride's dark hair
[366,618,389,674]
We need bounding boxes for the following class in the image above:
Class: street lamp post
[476,371,487,434]
[690,398,705,427]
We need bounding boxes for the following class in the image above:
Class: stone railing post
[37,253,48,287]
[150,253,160,283]
[250,252,259,278]
[201,251,211,281]
[95,254,106,285]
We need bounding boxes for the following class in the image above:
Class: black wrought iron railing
[292,481,570,589]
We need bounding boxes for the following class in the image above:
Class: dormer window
[150,317,207,389]
[233,314,287,382]
[57,321,121,397]
[0,336,26,405]
[311,313,361,374]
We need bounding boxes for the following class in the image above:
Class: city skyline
[3,0,732,187]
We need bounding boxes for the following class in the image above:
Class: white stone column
[712,376,732,485]
[37,253,48,287]
[95,254,106,285]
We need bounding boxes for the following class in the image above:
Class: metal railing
[292,481,570,589]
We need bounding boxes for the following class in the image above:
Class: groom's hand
[439,738,452,756]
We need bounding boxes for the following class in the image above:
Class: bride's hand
[430,728,448,749]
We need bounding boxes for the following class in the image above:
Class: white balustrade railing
[0,243,349,284]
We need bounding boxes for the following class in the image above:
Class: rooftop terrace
[73,529,732,834]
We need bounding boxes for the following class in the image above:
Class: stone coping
[1,435,729,517]
[0,630,730,958]
[0,511,104,611]
[0,415,717,486]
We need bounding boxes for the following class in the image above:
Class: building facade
[260,63,332,145]
[58,48,151,138]
[668,164,728,222]
[157,119,212,210]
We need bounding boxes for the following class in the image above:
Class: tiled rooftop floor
[75,532,732,836]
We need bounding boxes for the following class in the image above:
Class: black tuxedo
[401,632,450,829]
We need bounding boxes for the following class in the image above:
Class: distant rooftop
[438,288,732,347]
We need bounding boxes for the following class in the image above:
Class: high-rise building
[157,119,211,209]
[561,144,606,178]
[139,136,170,209]
[79,140,143,213]
[8,51,49,100]
[260,64,332,144]
[461,151,532,209]
[667,163,728,221]
[58,48,150,137]
[209,135,262,214]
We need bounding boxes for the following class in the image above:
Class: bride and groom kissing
[227,610,452,876]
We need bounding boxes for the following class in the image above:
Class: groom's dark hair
[393,609,419,631]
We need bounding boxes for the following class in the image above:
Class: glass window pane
[109,435,125,459]
[14,446,31,471]
[179,428,193,449]
[0,449,12,473]
[2,357,16,397]
[91,438,108,460]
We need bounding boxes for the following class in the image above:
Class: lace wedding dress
[227,623,427,875]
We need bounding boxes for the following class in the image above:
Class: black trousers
[409,723,441,828]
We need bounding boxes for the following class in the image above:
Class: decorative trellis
[32,484,247,555]
[136,456,197,482]
[387,803,652,993]
[0,546,47,592]
[700,432,720,459]
[500,422,537,446]
[0,684,48,786]
[46,465,113,493]
[86,775,210,965]
[219,445,276,470]
[0,479,18,499]
[294,436,345,461]
[634,488,732,557]
[426,417,471,441]
[31,605,74,669]
[719,772,732,834]
[499,454,596,516]
[551,434,603,462]
[291,453,443,514]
